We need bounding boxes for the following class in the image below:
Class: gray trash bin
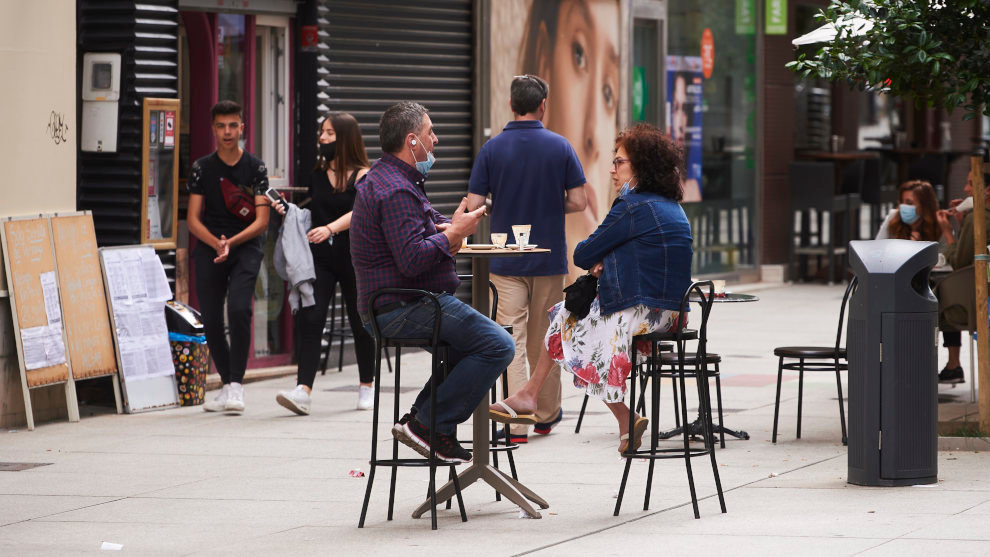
[847,239,939,486]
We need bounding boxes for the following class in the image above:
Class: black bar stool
[614,281,726,519]
[651,351,726,449]
[358,289,466,530]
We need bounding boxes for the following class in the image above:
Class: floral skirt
[545,297,681,403]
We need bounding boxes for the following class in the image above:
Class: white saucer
[466,244,496,250]
[506,244,538,250]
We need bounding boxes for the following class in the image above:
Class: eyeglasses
[611,157,630,169]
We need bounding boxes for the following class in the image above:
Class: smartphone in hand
[265,187,289,211]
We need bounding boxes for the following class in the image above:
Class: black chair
[858,156,898,236]
[614,281,726,519]
[321,284,392,375]
[358,289,466,530]
[772,277,858,445]
[789,160,862,284]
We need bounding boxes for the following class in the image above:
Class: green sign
[766,0,787,35]
[632,66,647,122]
[736,0,755,35]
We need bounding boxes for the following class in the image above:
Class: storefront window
[668,1,758,275]
[217,14,245,108]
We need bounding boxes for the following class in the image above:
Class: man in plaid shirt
[351,102,515,463]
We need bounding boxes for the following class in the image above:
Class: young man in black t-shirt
[187,100,270,413]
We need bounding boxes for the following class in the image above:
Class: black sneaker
[938,366,965,384]
[398,411,415,426]
[393,419,472,463]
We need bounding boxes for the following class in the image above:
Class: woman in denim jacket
[490,124,693,453]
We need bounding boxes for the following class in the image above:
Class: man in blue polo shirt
[467,75,588,443]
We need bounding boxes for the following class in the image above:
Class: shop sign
[766,0,787,35]
[632,66,647,122]
[735,0,755,34]
[300,25,318,52]
[701,29,714,79]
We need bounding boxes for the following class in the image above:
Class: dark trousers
[194,242,263,385]
[296,252,375,387]
[943,330,961,348]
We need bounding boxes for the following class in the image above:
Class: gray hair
[379,102,429,154]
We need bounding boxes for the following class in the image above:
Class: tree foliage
[787,0,990,119]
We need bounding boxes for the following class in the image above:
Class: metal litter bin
[165,300,209,406]
[847,239,939,486]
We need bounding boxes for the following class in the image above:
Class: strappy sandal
[489,400,537,425]
[618,416,649,454]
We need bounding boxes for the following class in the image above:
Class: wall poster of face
[666,55,703,202]
[489,0,620,281]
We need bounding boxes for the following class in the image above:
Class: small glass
[491,233,508,249]
[511,224,531,250]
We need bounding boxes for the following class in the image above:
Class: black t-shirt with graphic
[187,151,268,238]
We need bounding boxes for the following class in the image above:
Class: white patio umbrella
[792,15,874,45]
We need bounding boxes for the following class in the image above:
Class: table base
[659,414,750,442]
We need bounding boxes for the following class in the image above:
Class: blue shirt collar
[503,120,545,130]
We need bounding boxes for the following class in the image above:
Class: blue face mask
[899,203,920,225]
[410,139,436,176]
[618,180,633,197]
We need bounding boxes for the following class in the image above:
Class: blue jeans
[365,293,514,435]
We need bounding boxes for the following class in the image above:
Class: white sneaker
[356,385,374,410]
[203,384,230,412]
[225,382,245,412]
[276,385,311,415]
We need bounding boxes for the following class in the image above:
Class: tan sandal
[618,416,649,454]
[489,400,537,425]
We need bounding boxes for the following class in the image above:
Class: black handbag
[563,274,598,319]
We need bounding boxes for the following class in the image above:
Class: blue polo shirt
[468,120,586,276]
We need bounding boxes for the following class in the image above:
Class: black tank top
[308,168,358,260]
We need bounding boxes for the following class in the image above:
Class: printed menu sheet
[101,247,174,379]
[21,271,66,370]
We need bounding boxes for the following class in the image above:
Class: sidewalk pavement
[1,283,988,556]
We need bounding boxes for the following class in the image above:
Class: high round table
[658,291,760,442]
[411,244,551,520]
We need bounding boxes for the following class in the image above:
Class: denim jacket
[573,191,693,314]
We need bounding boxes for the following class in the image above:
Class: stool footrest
[620,447,714,460]
[370,458,462,468]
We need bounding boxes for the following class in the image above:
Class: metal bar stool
[358,289,466,530]
[614,281,726,519]
[637,351,727,449]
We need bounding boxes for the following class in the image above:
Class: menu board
[100,245,178,412]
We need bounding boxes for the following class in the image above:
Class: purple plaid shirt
[351,152,458,315]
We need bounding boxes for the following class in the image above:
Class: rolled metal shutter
[317,0,473,217]
[77,0,179,286]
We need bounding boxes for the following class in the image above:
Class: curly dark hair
[615,124,684,201]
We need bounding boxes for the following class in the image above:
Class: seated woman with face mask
[875,180,943,247]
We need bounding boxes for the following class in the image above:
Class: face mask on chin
[618,180,633,197]
[410,136,436,176]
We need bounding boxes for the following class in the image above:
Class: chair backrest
[677,280,716,356]
[934,265,977,331]
[457,274,499,321]
[790,160,838,211]
[858,157,884,203]
[834,277,859,355]
[840,159,865,195]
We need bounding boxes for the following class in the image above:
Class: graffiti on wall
[46,111,69,145]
